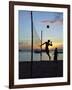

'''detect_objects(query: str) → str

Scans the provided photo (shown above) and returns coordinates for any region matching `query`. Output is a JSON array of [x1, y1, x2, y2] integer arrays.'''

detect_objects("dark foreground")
[[19, 60, 63, 79]]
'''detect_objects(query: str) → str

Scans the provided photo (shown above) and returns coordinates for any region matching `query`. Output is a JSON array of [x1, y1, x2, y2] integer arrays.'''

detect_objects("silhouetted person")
[[54, 48, 58, 61], [40, 40, 52, 60]]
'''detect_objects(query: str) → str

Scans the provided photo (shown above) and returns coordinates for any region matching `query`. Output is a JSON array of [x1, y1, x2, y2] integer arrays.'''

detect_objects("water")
[[19, 51, 63, 61]]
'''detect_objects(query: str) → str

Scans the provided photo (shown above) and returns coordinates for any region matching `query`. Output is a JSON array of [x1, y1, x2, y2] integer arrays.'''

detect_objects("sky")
[[19, 10, 63, 50]]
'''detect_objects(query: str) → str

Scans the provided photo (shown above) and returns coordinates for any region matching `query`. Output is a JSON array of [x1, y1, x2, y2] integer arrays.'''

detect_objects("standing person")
[[40, 40, 52, 60], [54, 48, 58, 61]]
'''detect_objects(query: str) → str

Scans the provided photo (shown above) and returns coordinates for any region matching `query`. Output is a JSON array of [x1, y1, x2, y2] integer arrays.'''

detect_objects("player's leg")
[[46, 52, 51, 60]]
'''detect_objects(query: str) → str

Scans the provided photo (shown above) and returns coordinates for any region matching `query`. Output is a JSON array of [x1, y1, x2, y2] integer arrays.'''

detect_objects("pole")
[[31, 11, 33, 77], [40, 31, 42, 61]]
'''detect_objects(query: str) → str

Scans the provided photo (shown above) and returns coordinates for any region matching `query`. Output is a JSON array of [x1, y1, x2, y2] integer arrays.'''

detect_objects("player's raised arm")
[[40, 42, 46, 46]]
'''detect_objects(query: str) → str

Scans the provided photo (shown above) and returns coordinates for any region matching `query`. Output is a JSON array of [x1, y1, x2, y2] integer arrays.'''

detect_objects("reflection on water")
[[19, 51, 63, 61]]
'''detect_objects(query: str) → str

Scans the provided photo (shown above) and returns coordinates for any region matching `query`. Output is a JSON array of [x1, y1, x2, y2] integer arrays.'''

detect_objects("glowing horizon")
[[19, 41, 63, 50]]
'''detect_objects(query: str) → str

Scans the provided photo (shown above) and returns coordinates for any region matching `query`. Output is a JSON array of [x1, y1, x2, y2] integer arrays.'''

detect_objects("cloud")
[[41, 13, 63, 25], [41, 19, 63, 24]]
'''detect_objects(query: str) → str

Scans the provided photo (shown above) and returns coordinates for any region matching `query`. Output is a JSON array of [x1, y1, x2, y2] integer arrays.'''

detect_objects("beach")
[[19, 60, 63, 79]]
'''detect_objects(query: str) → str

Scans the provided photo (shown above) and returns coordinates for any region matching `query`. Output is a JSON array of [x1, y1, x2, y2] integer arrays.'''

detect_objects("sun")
[[49, 42, 63, 49]]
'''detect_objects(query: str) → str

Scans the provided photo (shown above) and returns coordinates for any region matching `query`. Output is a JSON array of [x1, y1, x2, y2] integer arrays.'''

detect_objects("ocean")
[[19, 51, 63, 61]]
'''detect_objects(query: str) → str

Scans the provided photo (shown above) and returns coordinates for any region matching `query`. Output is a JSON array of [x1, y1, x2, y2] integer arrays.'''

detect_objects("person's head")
[[55, 48, 57, 50], [48, 40, 50, 43]]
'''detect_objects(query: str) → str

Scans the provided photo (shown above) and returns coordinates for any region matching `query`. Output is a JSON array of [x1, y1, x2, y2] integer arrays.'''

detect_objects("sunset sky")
[[19, 10, 63, 50]]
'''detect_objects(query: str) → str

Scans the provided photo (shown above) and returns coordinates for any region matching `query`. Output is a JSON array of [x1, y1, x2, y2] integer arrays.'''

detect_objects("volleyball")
[[47, 25, 50, 28]]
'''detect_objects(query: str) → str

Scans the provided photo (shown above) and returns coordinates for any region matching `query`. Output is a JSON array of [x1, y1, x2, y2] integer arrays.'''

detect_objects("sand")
[[19, 60, 63, 79]]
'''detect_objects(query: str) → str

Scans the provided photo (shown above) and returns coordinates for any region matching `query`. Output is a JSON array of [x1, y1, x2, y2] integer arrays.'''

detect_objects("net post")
[[40, 30, 42, 61], [31, 11, 33, 77]]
